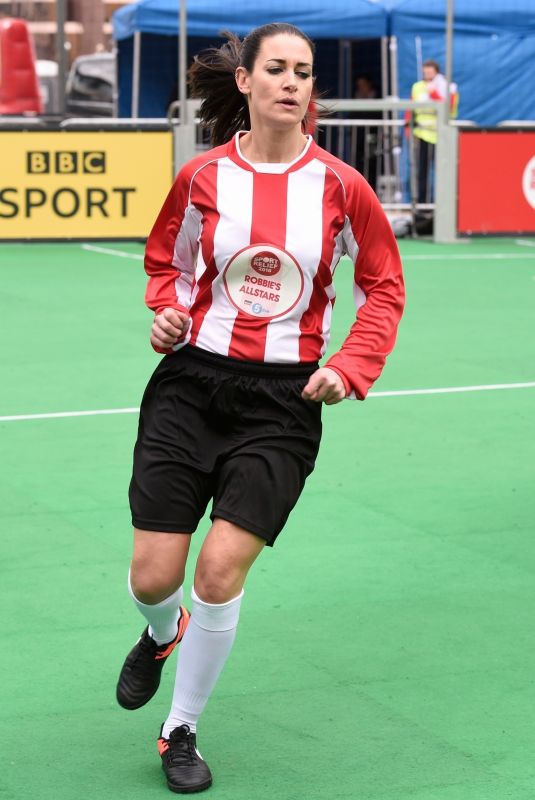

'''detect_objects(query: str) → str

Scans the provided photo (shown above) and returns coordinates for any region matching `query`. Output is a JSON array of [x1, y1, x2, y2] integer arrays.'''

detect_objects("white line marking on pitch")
[[515, 239, 535, 247], [0, 407, 139, 422], [369, 382, 535, 398], [403, 253, 535, 261], [1, 383, 534, 422], [78, 244, 535, 264], [81, 244, 143, 259]]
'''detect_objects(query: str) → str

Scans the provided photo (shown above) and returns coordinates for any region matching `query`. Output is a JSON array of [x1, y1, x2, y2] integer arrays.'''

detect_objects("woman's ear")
[[235, 66, 250, 96]]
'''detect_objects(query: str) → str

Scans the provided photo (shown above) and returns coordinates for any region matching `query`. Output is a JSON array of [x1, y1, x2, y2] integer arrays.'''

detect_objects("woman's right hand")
[[150, 307, 191, 350]]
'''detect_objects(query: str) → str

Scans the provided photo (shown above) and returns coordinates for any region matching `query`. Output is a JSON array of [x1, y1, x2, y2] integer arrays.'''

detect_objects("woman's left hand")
[[301, 368, 346, 405]]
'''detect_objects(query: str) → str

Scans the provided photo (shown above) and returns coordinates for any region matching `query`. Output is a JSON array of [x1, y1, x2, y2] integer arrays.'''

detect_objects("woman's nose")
[[283, 73, 297, 91]]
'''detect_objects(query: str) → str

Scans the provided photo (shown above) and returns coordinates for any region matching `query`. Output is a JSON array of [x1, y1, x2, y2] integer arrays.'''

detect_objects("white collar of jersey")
[[234, 132, 313, 173]]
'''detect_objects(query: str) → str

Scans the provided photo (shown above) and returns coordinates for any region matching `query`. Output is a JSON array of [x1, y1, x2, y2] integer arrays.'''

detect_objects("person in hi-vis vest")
[[410, 59, 458, 203]]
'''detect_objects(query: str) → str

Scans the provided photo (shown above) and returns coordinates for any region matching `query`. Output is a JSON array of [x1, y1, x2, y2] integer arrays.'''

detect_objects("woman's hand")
[[301, 367, 346, 405], [150, 308, 191, 350]]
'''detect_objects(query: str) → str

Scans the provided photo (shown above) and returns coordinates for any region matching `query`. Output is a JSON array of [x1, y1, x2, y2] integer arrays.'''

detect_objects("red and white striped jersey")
[[144, 133, 404, 399]]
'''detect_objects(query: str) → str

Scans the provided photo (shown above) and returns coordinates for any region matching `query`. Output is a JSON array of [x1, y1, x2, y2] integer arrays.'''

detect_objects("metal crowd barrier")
[[317, 117, 407, 205], [0, 116, 172, 131], [1, 98, 458, 242], [167, 97, 458, 240], [318, 99, 454, 238]]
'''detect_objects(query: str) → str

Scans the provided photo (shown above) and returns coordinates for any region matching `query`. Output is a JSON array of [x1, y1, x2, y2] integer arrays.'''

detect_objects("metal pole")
[[132, 30, 141, 117], [389, 36, 402, 201], [433, 0, 457, 242], [56, 0, 67, 116], [381, 36, 398, 200], [380, 36, 388, 98], [379, 38, 390, 197], [389, 36, 398, 99], [415, 36, 423, 80], [444, 0, 454, 120], [434, 102, 458, 242], [112, 41, 119, 118], [409, 116, 419, 237], [179, 0, 187, 124]]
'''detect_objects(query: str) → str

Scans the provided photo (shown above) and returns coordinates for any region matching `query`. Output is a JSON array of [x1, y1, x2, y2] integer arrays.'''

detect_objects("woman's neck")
[[239, 127, 308, 164]]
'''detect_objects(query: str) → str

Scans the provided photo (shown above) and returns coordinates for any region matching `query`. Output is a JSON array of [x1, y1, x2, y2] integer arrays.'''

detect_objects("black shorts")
[[129, 345, 322, 546]]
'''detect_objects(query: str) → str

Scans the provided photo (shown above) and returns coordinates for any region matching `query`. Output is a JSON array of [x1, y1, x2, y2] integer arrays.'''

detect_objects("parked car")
[[65, 52, 115, 117]]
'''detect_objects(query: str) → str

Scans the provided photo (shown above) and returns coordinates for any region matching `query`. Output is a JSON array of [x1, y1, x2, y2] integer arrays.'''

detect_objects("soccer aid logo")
[[223, 244, 304, 319], [522, 156, 535, 210]]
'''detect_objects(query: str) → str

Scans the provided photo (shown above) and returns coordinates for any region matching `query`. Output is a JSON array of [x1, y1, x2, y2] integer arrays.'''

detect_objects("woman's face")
[[236, 33, 314, 130]]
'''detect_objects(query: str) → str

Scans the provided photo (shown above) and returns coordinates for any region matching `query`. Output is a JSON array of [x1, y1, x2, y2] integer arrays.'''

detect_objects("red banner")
[[457, 131, 535, 234]]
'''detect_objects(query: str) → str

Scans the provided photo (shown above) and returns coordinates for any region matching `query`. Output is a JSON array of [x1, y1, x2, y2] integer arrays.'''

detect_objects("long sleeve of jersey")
[[144, 161, 201, 353], [325, 172, 404, 400]]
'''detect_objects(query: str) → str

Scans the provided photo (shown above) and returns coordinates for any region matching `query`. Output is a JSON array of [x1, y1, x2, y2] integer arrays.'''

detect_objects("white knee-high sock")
[[128, 571, 184, 645], [162, 586, 244, 737]]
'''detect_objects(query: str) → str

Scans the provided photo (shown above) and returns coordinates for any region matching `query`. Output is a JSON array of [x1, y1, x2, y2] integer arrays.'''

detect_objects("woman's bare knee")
[[194, 558, 240, 604], [194, 519, 265, 604], [130, 563, 184, 604], [130, 529, 191, 604]]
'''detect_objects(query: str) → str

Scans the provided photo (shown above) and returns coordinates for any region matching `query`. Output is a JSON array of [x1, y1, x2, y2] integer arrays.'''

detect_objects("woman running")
[[116, 22, 404, 794]]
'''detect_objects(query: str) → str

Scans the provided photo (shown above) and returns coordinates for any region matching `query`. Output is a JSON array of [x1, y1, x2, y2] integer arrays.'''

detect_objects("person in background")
[[352, 73, 380, 190], [354, 73, 378, 101], [409, 59, 458, 203], [116, 22, 404, 795]]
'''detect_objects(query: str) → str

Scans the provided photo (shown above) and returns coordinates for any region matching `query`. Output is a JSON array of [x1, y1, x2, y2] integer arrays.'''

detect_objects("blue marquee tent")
[[113, 0, 388, 116], [113, 0, 388, 40], [113, 0, 535, 124], [390, 0, 535, 125]]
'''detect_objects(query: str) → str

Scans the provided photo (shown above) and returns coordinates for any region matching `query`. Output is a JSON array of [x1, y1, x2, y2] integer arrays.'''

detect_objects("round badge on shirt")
[[223, 244, 304, 319]]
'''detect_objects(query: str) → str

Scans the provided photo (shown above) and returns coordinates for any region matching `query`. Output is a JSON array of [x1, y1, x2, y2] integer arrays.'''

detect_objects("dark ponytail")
[[188, 23, 316, 147], [188, 32, 248, 148]]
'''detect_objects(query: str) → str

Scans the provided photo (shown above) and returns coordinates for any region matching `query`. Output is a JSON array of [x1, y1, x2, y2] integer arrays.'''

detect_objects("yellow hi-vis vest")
[[411, 80, 459, 145]]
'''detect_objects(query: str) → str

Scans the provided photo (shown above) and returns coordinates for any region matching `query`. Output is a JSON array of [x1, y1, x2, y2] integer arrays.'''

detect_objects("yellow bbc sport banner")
[[0, 130, 173, 239]]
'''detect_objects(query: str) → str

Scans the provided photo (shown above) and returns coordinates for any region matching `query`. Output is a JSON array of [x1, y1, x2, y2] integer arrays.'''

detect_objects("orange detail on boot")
[[177, 607, 191, 641], [155, 607, 191, 660], [157, 738, 169, 756]]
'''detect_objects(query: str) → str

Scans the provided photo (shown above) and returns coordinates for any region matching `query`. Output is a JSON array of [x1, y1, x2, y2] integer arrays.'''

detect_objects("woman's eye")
[[266, 67, 311, 79]]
